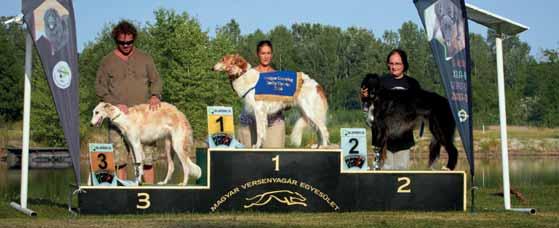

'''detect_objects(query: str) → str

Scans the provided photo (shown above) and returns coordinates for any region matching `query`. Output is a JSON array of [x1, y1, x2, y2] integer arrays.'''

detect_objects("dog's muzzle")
[[91, 116, 104, 127]]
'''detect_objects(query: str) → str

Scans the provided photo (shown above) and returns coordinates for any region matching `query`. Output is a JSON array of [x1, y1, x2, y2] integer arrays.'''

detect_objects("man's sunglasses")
[[116, 40, 134, 46]]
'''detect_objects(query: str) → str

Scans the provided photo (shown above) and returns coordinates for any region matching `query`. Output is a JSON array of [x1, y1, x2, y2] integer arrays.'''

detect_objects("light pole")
[[466, 3, 535, 214]]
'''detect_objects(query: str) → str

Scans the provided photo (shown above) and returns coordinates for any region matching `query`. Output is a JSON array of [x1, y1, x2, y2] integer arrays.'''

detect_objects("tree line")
[[0, 9, 558, 146]]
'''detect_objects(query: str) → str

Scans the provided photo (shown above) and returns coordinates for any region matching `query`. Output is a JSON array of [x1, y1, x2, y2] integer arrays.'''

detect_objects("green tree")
[[0, 19, 25, 122], [145, 9, 240, 139], [216, 19, 241, 48], [268, 25, 297, 71], [398, 21, 441, 93], [526, 48, 559, 126], [237, 29, 266, 66], [486, 31, 534, 125], [469, 33, 498, 126]]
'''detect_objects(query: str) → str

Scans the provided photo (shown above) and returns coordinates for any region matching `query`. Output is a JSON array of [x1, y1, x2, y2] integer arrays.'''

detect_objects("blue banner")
[[255, 71, 302, 102], [414, 0, 474, 175]]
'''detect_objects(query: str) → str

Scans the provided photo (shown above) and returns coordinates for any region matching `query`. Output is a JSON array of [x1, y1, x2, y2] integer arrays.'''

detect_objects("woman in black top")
[[360, 49, 421, 169]]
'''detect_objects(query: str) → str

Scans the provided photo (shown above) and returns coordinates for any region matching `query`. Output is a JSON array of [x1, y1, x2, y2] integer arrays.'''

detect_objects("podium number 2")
[[137, 193, 151, 209], [272, 155, 279, 171], [348, 138, 359, 154], [216, 116, 224, 132], [397, 177, 411, 193]]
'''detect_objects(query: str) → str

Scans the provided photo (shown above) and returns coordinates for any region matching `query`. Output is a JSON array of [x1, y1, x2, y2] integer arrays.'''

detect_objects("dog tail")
[[187, 157, 202, 180], [290, 117, 308, 146]]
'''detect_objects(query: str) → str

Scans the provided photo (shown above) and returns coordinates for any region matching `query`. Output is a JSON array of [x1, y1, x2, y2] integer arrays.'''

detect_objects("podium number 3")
[[397, 177, 411, 193], [137, 193, 151, 209], [97, 153, 107, 169]]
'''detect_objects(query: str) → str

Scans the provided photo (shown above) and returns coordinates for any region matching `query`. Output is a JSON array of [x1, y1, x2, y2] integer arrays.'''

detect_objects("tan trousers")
[[237, 119, 285, 148], [109, 124, 157, 166]]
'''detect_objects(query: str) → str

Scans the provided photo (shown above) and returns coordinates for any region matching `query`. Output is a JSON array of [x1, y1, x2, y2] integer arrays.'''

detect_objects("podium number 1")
[[272, 155, 279, 171], [216, 116, 224, 132]]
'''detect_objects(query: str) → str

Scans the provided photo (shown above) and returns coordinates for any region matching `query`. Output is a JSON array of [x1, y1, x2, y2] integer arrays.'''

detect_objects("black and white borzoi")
[[361, 73, 458, 170]]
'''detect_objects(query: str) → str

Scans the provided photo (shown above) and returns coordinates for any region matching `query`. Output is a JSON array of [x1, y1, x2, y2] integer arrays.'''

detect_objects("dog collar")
[[111, 113, 122, 121], [241, 87, 255, 98]]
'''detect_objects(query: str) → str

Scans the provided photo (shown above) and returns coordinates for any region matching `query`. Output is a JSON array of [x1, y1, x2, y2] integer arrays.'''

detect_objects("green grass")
[[0, 184, 557, 227]]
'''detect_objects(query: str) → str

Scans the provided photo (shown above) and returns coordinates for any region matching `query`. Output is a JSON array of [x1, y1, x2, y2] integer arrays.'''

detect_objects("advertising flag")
[[414, 0, 474, 174], [22, 0, 81, 184]]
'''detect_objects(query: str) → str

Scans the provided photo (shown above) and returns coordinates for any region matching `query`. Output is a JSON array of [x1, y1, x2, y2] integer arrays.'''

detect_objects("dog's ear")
[[361, 73, 378, 88], [102, 103, 115, 115], [234, 55, 247, 71]]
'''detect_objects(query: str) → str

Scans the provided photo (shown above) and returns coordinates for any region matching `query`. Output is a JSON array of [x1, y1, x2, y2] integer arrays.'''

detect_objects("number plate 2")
[[340, 128, 368, 170]]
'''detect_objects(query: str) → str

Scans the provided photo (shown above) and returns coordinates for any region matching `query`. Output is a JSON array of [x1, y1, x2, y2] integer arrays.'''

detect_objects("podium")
[[78, 149, 466, 214]]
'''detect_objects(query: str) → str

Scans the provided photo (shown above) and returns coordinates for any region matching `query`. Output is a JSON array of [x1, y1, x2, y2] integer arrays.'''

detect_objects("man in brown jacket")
[[96, 21, 162, 184]]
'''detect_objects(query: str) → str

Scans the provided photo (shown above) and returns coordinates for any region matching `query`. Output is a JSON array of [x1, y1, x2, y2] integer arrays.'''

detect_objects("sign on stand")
[[88, 143, 117, 186], [207, 106, 236, 148], [340, 128, 368, 171]]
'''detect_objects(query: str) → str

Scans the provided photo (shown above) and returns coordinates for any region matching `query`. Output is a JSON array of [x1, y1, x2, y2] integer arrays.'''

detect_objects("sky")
[[1, 0, 557, 58]]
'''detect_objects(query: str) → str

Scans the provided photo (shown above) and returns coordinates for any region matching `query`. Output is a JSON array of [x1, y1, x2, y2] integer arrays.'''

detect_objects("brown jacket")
[[95, 49, 162, 106]]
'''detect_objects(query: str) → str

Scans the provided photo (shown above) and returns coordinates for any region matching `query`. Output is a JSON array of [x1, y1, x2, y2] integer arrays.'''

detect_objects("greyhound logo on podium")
[[340, 128, 368, 171]]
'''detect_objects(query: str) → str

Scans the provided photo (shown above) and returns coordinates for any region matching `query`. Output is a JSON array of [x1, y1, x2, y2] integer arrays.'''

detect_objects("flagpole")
[[470, 175, 474, 212], [8, 16, 37, 216]]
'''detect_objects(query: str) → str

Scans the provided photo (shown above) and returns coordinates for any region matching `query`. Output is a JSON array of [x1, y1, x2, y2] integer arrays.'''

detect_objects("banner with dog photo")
[[414, 0, 474, 174], [22, 0, 81, 184]]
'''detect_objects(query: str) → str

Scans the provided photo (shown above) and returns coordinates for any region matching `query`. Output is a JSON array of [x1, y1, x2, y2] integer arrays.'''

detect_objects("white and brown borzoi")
[[212, 54, 330, 148], [361, 73, 459, 170], [90, 102, 202, 185]]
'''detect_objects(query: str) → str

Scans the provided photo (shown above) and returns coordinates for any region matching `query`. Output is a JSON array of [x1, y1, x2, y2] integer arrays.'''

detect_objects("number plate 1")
[[340, 128, 368, 171], [207, 106, 235, 148], [88, 143, 117, 186]]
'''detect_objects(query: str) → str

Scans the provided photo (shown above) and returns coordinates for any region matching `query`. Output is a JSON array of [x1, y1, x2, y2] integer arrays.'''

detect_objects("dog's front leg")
[[371, 118, 387, 170], [253, 109, 267, 148]]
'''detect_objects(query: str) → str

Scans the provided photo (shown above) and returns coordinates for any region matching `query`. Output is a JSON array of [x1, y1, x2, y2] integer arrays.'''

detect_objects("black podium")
[[78, 149, 466, 214]]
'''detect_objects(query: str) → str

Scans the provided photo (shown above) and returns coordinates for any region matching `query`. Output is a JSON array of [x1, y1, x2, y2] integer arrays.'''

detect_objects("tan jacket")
[[95, 49, 162, 106]]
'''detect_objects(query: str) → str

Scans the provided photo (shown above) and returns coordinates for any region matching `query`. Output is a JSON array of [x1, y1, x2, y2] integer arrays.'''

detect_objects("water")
[[1, 156, 557, 203]]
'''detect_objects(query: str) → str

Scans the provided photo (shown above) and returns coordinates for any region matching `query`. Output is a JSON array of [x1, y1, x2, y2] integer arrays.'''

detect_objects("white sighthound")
[[213, 54, 331, 148], [90, 102, 201, 185]]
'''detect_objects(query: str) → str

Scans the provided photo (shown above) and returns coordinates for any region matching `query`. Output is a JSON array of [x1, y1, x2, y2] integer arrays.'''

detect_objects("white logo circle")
[[458, 109, 469, 122], [52, 61, 72, 89]]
